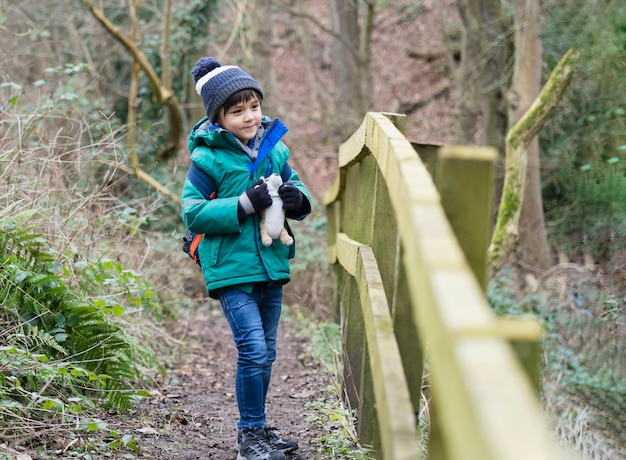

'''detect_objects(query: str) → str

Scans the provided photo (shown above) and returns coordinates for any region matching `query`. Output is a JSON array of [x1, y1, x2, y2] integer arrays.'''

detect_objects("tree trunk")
[[247, 0, 278, 118], [453, 0, 512, 148], [453, 0, 482, 144], [508, 0, 552, 271], [330, 0, 364, 137], [359, 1, 375, 112], [453, 0, 553, 274]]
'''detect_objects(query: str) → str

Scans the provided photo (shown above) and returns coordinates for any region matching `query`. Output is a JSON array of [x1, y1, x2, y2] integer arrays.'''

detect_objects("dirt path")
[[108, 303, 334, 459]]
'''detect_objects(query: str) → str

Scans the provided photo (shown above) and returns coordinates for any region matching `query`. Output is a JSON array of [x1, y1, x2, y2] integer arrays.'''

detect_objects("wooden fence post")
[[435, 146, 497, 289]]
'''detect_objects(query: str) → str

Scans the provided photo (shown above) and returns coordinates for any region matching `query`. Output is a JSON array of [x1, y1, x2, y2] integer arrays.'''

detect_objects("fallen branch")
[[406, 46, 460, 63], [396, 79, 450, 114], [100, 160, 181, 206], [487, 48, 580, 279]]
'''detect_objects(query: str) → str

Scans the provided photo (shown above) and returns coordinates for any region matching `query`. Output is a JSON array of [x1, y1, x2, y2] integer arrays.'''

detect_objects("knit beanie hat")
[[191, 57, 264, 123]]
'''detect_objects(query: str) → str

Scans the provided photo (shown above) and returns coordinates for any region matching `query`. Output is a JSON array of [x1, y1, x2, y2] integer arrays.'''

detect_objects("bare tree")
[[82, 0, 184, 162], [247, 0, 278, 117], [82, 0, 182, 203], [508, 0, 551, 272], [452, 0, 561, 277], [329, 0, 375, 137], [453, 0, 513, 147]]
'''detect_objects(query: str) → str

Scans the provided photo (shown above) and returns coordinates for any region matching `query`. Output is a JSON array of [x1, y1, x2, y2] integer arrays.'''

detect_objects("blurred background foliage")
[[541, 0, 626, 262]]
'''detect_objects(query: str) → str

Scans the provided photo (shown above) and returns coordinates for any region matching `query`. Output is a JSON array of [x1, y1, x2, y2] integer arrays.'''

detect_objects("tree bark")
[[509, 0, 552, 272], [453, 0, 482, 144], [330, 0, 365, 137], [453, 0, 512, 147], [128, 0, 140, 170], [247, 0, 278, 118], [360, 1, 375, 113]]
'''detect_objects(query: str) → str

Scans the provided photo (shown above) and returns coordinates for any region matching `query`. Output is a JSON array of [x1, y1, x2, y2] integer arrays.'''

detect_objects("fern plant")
[[0, 220, 159, 414]]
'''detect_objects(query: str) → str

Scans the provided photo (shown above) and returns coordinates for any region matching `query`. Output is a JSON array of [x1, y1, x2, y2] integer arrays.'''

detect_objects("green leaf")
[[42, 399, 56, 410], [54, 333, 68, 342], [0, 400, 24, 408], [68, 404, 83, 414], [79, 418, 107, 431], [55, 312, 65, 325]]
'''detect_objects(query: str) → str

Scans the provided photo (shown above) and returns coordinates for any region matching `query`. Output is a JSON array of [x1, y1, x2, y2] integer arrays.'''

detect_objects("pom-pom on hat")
[[191, 57, 264, 123]]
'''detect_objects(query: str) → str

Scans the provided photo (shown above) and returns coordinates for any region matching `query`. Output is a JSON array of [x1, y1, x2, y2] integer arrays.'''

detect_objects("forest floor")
[[102, 302, 339, 460]]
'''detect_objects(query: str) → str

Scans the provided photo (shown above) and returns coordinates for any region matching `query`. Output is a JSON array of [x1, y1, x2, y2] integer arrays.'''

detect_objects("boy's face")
[[216, 95, 263, 144]]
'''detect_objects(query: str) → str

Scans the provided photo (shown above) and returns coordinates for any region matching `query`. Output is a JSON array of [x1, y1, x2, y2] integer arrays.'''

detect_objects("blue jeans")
[[217, 284, 283, 431]]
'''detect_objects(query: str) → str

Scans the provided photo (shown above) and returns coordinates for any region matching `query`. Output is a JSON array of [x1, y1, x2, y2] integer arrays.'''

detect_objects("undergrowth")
[[488, 266, 626, 459], [0, 99, 170, 456], [0, 218, 162, 454], [285, 305, 374, 459]]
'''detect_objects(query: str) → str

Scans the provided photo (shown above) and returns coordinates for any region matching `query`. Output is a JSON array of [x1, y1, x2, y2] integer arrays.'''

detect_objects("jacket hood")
[[187, 116, 287, 157]]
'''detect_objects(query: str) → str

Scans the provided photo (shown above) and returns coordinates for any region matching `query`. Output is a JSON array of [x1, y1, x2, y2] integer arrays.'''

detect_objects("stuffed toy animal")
[[260, 174, 294, 247]]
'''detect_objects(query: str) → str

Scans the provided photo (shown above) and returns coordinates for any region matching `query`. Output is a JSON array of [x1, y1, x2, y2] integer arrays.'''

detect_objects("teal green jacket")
[[181, 116, 311, 298]]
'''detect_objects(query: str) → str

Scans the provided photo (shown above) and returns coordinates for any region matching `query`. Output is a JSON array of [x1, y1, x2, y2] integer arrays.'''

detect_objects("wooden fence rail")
[[323, 113, 574, 460]]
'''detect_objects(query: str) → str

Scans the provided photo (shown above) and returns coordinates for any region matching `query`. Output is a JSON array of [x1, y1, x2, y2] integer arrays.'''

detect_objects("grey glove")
[[239, 179, 272, 215]]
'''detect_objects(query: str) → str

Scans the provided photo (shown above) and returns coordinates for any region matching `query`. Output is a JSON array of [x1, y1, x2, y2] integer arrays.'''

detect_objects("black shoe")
[[236, 427, 298, 455], [237, 428, 286, 460], [264, 426, 298, 454]]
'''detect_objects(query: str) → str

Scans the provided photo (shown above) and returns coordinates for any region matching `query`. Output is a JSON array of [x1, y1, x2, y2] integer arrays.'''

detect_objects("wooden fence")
[[323, 113, 575, 460]]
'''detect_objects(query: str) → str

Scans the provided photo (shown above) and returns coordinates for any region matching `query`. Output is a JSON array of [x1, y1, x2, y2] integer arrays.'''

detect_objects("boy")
[[181, 57, 311, 460]]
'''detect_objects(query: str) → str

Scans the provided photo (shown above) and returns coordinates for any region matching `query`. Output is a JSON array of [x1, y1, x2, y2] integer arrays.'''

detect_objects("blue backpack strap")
[[280, 162, 293, 183], [263, 158, 293, 183], [183, 162, 216, 267], [187, 161, 216, 200]]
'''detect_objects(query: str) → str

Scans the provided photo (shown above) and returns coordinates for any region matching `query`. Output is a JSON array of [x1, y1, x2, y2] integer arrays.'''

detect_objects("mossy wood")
[[435, 146, 496, 289], [324, 112, 574, 459], [336, 233, 421, 459], [487, 48, 580, 277]]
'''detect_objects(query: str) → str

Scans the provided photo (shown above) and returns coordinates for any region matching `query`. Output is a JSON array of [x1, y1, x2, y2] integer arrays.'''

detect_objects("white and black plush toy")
[[260, 174, 294, 247]]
